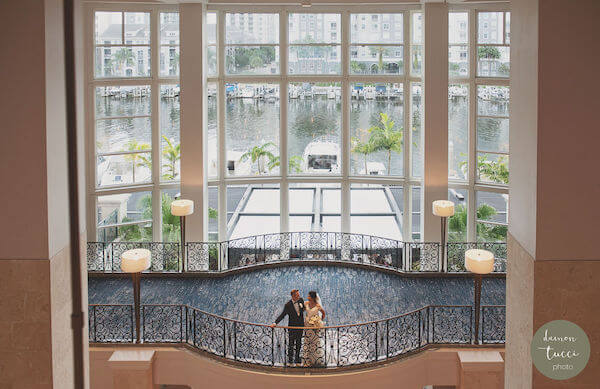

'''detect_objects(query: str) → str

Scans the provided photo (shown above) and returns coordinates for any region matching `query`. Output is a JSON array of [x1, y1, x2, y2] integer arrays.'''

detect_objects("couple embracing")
[[270, 289, 326, 367]]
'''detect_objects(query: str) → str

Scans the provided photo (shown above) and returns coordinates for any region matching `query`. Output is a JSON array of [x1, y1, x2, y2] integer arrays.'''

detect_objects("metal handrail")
[[89, 303, 506, 368], [86, 232, 506, 274]]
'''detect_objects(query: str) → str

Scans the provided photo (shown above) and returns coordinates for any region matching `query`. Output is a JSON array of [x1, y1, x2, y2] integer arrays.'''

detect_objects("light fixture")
[[121, 248, 151, 343], [432, 200, 455, 271], [465, 248, 494, 344], [301, 1, 311, 8], [171, 199, 194, 272]]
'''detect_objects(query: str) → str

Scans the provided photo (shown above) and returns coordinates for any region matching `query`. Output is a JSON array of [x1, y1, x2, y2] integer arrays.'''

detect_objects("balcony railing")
[[88, 303, 506, 368], [87, 232, 506, 274]]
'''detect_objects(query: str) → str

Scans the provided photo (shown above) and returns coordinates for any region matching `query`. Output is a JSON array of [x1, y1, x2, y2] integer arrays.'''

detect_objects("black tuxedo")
[[275, 298, 305, 363]]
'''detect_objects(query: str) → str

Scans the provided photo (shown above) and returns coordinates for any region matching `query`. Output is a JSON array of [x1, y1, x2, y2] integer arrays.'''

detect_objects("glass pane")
[[227, 184, 280, 239], [160, 12, 179, 45], [351, 185, 397, 213], [322, 188, 340, 214], [162, 189, 181, 242], [96, 191, 152, 242], [226, 13, 279, 44], [448, 84, 469, 180], [412, 186, 421, 240], [350, 83, 404, 176], [95, 11, 122, 44], [95, 86, 151, 118], [477, 86, 509, 116], [288, 82, 342, 175], [448, 189, 468, 242], [410, 45, 422, 76], [411, 12, 423, 44], [505, 12, 511, 44], [207, 46, 217, 76], [478, 12, 504, 44], [411, 83, 423, 177], [290, 216, 313, 232], [449, 12, 468, 44], [207, 12, 217, 45], [477, 118, 509, 153], [289, 13, 341, 44], [207, 82, 218, 178], [96, 153, 151, 187], [160, 85, 180, 181], [96, 117, 151, 153], [476, 191, 508, 242], [476, 153, 509, 184], [350, 46, 403, 75], [477, 46, 510, 77], [449, 45, 468, 78], [160, 46, 179, 77], [350, 13, 403, 43], [225, 83, 280, 176], [288, 46, 340, 75], [124, 12, 150, 45], [208, 187, 218, 241], [321, 216, 341, 232], [226, 46, 279, 75], [289, 186, 315, 213], [95, 46, 151, 78], [351, 216, 402, 240]]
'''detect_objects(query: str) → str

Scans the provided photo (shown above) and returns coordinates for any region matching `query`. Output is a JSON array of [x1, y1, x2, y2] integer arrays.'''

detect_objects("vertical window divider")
[[217, 10, 227, 243], [402, 11, 412, 242], [280, 10, 289, 234], [467, 8, 478, 242], [151, 9, 162, 242], [340, 10, 351, 234]]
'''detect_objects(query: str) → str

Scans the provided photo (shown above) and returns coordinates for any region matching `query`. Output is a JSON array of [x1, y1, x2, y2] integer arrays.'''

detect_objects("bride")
[[302, 291, 326, 367]]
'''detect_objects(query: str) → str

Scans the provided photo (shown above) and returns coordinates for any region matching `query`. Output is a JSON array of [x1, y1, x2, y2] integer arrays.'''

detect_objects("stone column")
[[507, 0, 600, 387], [458, 351, 504, 389], [108, 350, 155, 389], [0, 0, 89, 387], [422, 2, 449, 243]]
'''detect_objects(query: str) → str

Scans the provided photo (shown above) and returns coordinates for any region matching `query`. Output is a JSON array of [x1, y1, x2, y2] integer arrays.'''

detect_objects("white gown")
[[302, 304, 325, 367]]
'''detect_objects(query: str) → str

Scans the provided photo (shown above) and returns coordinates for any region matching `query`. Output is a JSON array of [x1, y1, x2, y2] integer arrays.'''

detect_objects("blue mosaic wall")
[[89, 266, 505, 325]]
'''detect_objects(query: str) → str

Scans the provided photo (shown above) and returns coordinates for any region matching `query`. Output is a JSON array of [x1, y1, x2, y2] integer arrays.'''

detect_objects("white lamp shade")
[[432, 200, 455, 217], [465, 249, 494, 274], [121, 249, 151, 273], [171, 199, 194, 216]]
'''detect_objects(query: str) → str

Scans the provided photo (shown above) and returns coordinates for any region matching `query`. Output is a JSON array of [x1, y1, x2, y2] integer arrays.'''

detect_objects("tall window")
[[447, 9, 509, 243], [92, 9, 180, 243]]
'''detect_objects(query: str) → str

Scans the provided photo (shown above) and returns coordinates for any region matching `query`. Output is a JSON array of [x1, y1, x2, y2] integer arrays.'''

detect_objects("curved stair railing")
[[87, 232, 506, 274], [89, 303, 506, 368]]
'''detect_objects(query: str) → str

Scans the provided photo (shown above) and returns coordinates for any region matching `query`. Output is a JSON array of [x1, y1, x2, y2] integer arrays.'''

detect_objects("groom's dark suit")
[[275, 298, 305, 364]]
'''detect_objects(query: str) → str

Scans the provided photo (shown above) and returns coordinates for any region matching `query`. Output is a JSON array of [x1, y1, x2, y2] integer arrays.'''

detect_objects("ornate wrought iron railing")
[[89, 303, 505, 368], [87, 232, 506, 274]]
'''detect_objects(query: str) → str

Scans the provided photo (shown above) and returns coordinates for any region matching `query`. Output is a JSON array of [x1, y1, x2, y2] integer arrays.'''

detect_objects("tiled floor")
[[88, 266, 505, 325]]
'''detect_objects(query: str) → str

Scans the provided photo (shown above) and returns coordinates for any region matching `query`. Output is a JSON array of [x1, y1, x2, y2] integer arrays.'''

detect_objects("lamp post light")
[[432, 200, 455, 272], [171, 199, 194, 272], [465, 248, 494, 344], [121, 248, 151, 343]]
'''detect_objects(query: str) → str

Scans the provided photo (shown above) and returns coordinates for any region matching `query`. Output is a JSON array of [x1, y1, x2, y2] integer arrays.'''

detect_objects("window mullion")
[[340, 10, 351, 234], [217, 10, 227, 242], [280, 10, 289, 233], [467, 8, 478, 242], [151, 9, 162, 242]]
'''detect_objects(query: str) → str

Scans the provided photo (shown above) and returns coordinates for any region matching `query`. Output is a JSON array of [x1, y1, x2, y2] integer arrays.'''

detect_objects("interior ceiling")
[[92, 0, 508, 4]]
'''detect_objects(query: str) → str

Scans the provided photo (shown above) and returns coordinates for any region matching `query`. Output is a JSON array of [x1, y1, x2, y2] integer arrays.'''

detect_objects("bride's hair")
[[308, 291, 317, 300]]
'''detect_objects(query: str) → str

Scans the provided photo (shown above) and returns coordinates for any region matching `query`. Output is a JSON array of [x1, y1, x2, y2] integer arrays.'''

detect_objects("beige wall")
[[90, 347, 506, 389], [507, 0, 600, 387], [0, 0, 89, 387]]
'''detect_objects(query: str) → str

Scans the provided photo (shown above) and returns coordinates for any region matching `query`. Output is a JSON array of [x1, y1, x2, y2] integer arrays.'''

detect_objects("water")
[[95, 91, 507, 178]]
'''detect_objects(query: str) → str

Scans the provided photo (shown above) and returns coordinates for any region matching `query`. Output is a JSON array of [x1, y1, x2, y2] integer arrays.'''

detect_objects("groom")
[[271, 289, 305, 365]]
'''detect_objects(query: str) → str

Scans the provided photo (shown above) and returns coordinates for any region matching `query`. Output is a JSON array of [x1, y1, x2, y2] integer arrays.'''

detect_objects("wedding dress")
[[302, 302, 326, 367]]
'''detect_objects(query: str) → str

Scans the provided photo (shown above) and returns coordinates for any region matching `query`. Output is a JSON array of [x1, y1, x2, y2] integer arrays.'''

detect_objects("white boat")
[[364, 86, 375, 100], [327, 88, 335, 99], [240, 88, 255, 99], [302, 136, 340, 174], [359, 162, 386, 175]]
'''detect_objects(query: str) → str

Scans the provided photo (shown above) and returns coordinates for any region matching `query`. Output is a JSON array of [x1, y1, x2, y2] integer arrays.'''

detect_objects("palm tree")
[[161, 135, 180, 180], [123, 141, 151, 182], [267, 155, 303, 173], [111, 48, 135, 76], [351, 131, 377, 174], [369, 113, 403, 174], [368, 46, 391, 74], [239, 142, 277, 175]]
